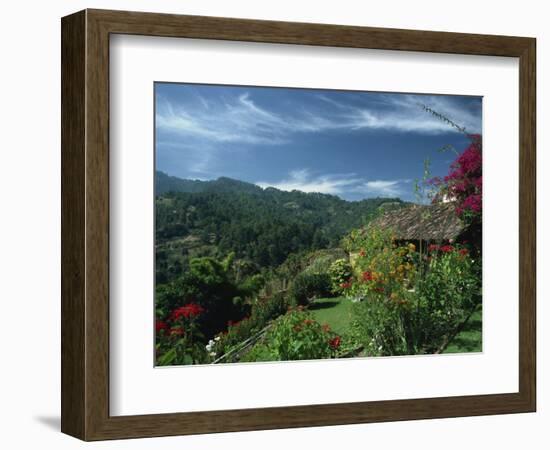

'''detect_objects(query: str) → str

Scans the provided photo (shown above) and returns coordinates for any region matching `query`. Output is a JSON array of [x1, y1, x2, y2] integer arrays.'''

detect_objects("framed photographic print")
[[61, 9, 536, 441]]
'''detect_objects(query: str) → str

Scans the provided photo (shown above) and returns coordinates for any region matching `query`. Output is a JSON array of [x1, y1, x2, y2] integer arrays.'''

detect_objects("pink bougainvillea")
[[431, 135, 482, 222]]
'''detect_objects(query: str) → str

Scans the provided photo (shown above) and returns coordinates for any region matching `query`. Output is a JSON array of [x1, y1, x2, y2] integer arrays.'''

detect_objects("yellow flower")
[[408, 243, 416, 252]]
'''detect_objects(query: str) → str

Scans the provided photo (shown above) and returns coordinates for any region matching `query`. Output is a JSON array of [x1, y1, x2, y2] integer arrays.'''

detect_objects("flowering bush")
[[412, 243, 480, 352], [328, 258, 353, 295], [155, 255, 248, 339], [349, 238, 479, 356], [342, 227, 418, 304], [155, 302, 209, 365], [170, 303, 204, 321], [430, 136, 482, 224], [244, 310, 341, 362]]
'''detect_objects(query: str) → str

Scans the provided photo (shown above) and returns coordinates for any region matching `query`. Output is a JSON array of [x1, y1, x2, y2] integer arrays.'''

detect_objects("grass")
[[310, 296, 482, 355], [309, 296, 482, 354], [443, 307, 482, 354], [309, 296, 353, 335]]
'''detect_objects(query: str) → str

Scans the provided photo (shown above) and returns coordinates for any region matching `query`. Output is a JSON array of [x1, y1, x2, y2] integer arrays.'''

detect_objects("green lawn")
[[309, 296, 353, 335], [309, 296, 482, 354], [443, 307, 482, 354]]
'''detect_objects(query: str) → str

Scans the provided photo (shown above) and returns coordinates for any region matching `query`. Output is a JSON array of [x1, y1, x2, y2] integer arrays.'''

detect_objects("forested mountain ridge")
[[156, 171, 264, 196], [155, 171, 407, 283]]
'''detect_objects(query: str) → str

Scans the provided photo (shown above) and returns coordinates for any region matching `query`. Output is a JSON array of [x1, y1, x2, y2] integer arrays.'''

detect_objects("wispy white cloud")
[[256, 169, 410, 198], [366, 94, 482, 134], [256, 169, 361, 195], [321, 93, 481, 134], [156, 90, 481, 146], [359, 179, 411, 197]]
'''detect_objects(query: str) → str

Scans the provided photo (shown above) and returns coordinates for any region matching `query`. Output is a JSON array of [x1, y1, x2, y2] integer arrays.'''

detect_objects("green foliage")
[[349, 297, 409, 356], [328, 259, 353, 294], [301, 248, 348, 275], [155, 255, 248, 338], [154, 170, 482, 363], [213, 292, 289, 359], [289, 272, 332, 306], [240, 343, 278, 362], [155, 305, 209, 366], [238, 273, 265, 297], [412, 246, 480, 352], [246, 310, 339, 361], [155, 171, 405, 284], [343, 227, 418, 303], [346, 231, 480, 356]]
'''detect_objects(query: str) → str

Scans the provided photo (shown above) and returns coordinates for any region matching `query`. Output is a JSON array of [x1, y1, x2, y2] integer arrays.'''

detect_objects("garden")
[[155, 132, 483, 366]]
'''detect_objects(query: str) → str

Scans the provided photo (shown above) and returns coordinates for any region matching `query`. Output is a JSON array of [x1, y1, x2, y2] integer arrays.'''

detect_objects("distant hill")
[[155, 171, 408, 283], [156, 171, 263, 196]]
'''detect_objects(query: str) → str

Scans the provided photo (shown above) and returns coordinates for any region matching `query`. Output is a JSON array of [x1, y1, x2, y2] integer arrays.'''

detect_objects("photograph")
[[153, 83, 483, 366]]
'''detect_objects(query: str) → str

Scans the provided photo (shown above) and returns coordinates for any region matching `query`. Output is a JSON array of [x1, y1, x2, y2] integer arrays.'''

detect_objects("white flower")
[[209, 352, 216, 357], [214, 336, 221, 342]]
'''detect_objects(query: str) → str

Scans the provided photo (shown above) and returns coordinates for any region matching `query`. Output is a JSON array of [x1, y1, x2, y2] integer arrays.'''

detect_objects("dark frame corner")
[[61, 9, 536, 441]]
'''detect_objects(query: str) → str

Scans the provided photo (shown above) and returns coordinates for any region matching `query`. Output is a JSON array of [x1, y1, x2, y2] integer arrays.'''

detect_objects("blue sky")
[[155, 83, 481, 202]]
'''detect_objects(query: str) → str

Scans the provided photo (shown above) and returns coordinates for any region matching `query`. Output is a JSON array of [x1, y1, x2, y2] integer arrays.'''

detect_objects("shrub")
[[289, 272, 332, 306], [155, 255, 249, 338], [341, 227, 419, 355], [328, 258, 353, 294], [240, 343, 278, 362], [349, 242, 480, 356], [155, 302, 209, 365], [342, 227, 418, 304], [411, 244, 480, 352], [246, 310, 340, 361], [213, 292, 289, 359], [302, 248, 348, 275], [349, 297, 409, 356], [428, 136, 482, 228]]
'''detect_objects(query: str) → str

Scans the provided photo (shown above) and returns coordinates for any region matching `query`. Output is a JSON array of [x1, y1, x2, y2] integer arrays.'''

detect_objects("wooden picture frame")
[[61, 9, 536, 441]]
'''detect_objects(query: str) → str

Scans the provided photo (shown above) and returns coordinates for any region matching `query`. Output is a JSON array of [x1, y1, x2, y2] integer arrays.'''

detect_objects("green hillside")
[[155, 171, 406, 284]]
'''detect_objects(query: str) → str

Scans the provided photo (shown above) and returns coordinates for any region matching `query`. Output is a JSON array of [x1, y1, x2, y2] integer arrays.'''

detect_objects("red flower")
[[322, 324, 331, 332], [440, 245, 454, 253], [374, 287, 384, 293], [362, 271, 373, 282], [459, 248, 469, 256], [155, 320, 169, 333], [169, 326, 185, 336], [171, 303, 205, 321], [428, 244, 439, 252], [359, 249, 366, 257], [329, 336, 341, 349], [340, 281, 352, 289]]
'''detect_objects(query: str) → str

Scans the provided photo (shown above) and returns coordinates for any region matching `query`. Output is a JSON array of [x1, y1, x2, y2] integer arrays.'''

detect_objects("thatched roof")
[[369, 203, 465, 241]]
